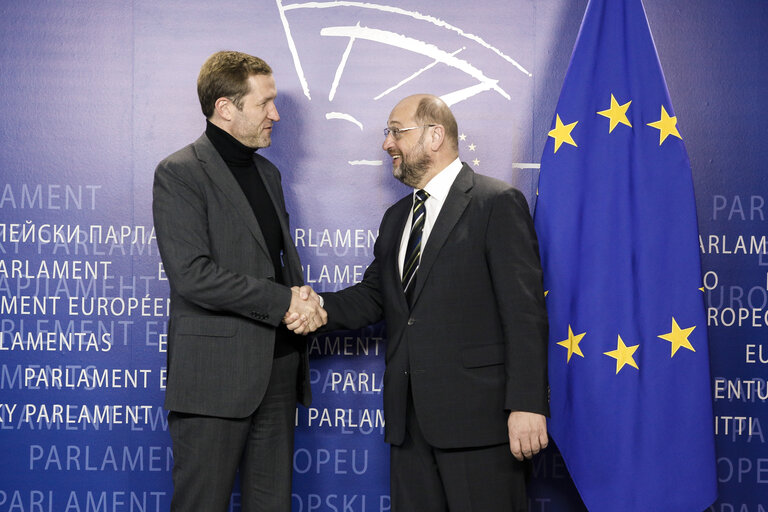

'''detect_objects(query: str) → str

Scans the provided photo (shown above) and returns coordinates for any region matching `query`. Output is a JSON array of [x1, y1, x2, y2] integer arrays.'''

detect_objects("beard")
[[235, 126, 271, 149], [230, 110, 273, 149], [393, 137, 431, 188]]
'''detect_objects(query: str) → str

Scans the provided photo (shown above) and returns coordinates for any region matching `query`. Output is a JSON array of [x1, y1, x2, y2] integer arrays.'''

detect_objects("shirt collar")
[[418, 158, 462, 203]]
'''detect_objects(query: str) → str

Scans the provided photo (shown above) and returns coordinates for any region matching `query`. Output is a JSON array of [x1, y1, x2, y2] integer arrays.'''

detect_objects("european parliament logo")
[[272, 0, 537, 175]]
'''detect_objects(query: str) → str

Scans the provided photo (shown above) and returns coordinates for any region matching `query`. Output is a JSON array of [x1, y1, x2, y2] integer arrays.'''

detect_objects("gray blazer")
[[153, 133, 311, 418]]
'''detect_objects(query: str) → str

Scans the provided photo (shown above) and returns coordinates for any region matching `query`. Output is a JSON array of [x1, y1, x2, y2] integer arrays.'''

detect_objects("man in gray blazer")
[[152, 51, 325, 512], [305, 94, 549, 511]]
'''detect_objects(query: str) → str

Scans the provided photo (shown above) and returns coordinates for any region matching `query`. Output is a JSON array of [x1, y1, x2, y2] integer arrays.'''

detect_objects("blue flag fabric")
[[533, 0, 718, 510]]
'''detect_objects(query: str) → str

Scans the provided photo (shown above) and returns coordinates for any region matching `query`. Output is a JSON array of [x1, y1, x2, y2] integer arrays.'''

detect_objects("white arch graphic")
[[276, 0, 531, 104]]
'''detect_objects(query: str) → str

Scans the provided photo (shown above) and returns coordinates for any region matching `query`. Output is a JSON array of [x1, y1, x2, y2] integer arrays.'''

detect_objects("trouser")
[[168, 351, 299, 512], [390, 389, 529, 512]]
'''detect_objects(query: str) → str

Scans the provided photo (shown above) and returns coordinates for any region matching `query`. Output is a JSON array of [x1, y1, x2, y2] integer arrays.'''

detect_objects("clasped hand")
[[283, 285, 327, 335]]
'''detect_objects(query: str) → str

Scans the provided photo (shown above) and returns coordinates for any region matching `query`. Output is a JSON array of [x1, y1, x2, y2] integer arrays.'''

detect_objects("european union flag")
[[533, 0, 718, 510]]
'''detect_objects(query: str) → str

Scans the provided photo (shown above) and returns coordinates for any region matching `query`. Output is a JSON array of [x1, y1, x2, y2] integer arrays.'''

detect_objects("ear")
[[214, 97, 234, 122], [429, 124, 445, 152]]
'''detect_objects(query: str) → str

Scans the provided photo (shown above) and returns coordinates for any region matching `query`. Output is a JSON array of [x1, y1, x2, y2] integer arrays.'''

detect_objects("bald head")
[[402, 94, 459, 155]]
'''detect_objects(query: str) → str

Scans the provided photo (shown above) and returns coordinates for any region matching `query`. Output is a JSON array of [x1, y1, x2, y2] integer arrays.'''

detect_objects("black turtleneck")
[[206, 121, 299, 357], [205, 121, 285, 283]]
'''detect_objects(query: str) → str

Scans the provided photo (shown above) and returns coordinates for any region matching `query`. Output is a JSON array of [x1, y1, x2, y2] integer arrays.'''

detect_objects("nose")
[[269, 103, 280, 122], [382, 132, 395, 152]]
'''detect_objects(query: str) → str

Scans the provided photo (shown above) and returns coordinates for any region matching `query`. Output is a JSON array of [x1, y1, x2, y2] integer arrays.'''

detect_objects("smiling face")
[[382, 97, 433, 188], [228, 73, 280, 149]]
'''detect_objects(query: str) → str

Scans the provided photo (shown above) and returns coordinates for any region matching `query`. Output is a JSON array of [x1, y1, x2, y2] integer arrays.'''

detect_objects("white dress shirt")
[[398, 158, 463, 276]]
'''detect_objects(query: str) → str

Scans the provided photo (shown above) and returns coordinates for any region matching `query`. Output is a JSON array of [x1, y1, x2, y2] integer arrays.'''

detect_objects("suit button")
[[407, 318, 415, 326]]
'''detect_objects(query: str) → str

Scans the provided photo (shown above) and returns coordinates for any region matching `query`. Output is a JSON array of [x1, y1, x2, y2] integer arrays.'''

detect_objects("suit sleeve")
[[152, 159, 291, 326], [486, 187, 550, 416], [320, 212, 392, 331]]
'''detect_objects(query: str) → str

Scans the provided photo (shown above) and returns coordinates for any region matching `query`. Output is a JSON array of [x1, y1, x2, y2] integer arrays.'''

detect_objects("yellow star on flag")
[[647, 105, 681, 145], [548, 114, 578, 153], [658, 317, 696, 357], [597, 94, 632, 133], [604, 335, 639, 374], [557, 325, 586, 363]]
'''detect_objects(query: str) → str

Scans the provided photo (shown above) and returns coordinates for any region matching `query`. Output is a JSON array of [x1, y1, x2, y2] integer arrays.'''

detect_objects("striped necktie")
[[402, 189, 429, 305]]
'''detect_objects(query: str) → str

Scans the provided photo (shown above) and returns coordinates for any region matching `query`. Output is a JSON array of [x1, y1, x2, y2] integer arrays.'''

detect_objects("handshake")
[[282, 285, 327, 335]]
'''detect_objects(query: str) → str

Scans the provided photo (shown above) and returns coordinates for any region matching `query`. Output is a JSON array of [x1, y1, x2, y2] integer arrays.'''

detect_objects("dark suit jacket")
[[153, 133, 311, 418], [323, 164, 548, 449]]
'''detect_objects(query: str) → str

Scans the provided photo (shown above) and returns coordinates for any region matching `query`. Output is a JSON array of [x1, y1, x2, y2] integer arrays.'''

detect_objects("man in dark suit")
[[152, 51, 325, 512], [316, 94, 549, 511]]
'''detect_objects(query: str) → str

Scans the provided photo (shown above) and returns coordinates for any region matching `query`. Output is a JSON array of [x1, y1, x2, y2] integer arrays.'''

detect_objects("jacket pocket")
[[175, 315, 237, 337], [460, 343, 505, 368]]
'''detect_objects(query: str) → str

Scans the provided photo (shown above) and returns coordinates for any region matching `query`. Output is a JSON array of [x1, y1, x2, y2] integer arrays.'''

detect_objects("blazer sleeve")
[[321, 258, 384, 331], [152, 157, 291, 326], [486, 187, 550, 416], [320, 208, 395, 331]]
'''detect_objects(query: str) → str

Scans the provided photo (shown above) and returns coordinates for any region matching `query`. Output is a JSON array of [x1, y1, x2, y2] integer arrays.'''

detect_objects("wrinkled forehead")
[[387, 98, 419, 127]]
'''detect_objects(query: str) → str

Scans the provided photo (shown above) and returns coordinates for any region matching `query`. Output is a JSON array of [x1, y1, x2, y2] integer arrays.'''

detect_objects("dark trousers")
[[168, 351, 299, 512], [390, 390, 529, 512]]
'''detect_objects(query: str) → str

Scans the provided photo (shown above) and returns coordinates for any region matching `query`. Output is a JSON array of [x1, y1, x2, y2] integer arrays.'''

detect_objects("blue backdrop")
[[0, 1, 765, 510]]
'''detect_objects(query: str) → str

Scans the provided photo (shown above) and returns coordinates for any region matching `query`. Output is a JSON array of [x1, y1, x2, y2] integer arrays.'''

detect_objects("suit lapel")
[[410, 164, 474, 306], [192, 134, 271, 261], [258, 159, 303, 285]]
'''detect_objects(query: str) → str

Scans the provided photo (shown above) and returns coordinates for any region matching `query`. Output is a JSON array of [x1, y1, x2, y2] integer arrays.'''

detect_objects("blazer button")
[[407, 318, 415, 326]]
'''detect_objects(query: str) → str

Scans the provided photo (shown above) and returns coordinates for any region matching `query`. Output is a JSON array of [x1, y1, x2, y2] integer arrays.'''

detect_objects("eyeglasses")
[[383, 124, 436, 140]]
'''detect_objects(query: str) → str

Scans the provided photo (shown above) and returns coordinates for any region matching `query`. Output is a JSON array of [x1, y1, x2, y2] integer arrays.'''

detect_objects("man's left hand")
[[507, 411, 548, 461]]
